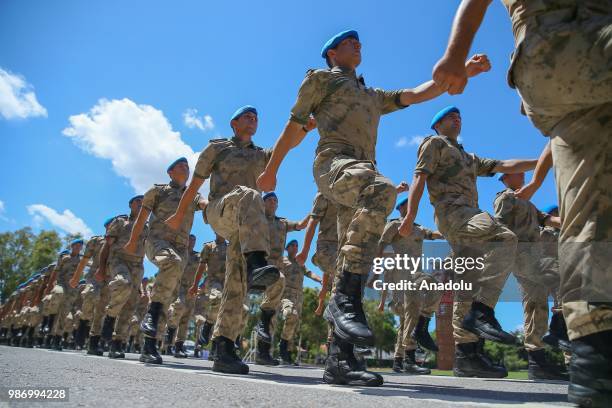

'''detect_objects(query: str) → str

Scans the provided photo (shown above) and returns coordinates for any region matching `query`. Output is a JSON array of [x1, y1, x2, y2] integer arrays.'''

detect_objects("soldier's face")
[[503, 173, 525, 190], [71, 243, 83, 255], [168, 162, 190, 185], [287, 243, 298, 257], [329, 37, 361, 69], [129, 198, 142, 215], [437, 112, 462, 136], [264, 196, 278, 215], [189, 235, 196, 250], [232, 112, 258, 138]]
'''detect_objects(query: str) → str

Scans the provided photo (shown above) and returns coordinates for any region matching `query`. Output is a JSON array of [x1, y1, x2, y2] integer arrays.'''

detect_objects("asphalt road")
[[0, 345, 571, 408]]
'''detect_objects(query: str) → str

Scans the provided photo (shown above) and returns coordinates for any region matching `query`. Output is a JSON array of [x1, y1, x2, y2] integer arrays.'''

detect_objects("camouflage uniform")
[[78, 236, 110, 336], [128, 292, 148, 346], [494, 188, 552, 351], [415, 135, 517, 344], [309, 193, 338, 294], [290, 66, 405, 281], [199, 240, 227, 325], [167, 249, 201, 343], [193, 137, 271, 341], [278, 256, 317, 342], [502, 0, 612, 340], [539, 226, 561, 311], [46, 252, 82, 336], [379, 220, 443, 356], [260, 216, 300, 314], [105, 214, 148, 341]]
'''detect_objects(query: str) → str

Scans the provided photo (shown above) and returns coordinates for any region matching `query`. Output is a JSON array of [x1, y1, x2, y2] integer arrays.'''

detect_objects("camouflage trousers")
[[24, 306, 42, 329], [312, 241, 337, 294], [314, 147, 396, 278], [260, 257, 286, 313], [279, 290, 303, 342], [45, 285, 79, 336], [105, 257, 144, 341], [167, 289, 196, 342], [146, 239, 188, 308], [443, 209, 517, 344], [511, 3, 612, 340], [204, 281, 223, 324], [80, 283, 110, 336], [205, 186, 270, 341]]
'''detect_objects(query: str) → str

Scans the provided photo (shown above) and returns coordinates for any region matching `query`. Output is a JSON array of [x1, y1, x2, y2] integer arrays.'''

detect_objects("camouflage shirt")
[[281, 256, 314, 296], [290, 66, 407, 161], [415, 135, 498, 232], [379, 218, 436, 258], [493, 188, 549, 242], [179, 250, 201, 292], [267, 215, 300, 265], [53, 252, 81, 289], [107, 214, 148, 262], [310, 193, 338, 245], [142, 181, 201, 247], [200, 240, 227, 285], [82, 235, 105, 283], [193, 137, 271, 201]]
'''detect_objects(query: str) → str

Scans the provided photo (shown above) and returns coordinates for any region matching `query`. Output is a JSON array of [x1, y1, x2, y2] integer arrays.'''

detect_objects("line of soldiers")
[[1, 2, 610, 405]]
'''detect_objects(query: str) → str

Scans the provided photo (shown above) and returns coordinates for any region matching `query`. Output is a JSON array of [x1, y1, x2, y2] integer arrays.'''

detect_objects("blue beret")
[[286, 239, 298, 248], [262, 191, 277, 201], [103, 216, 115, 228], [321, 29, 359, 58], [431, 106, 460, 131], [60, 249, 70, 255], [70, 239, 84, 246], [167, 157, 188, 172], [79, 279, 86, 285], [541, 205, 559, 214], [395, 197, 408, 211], [129, 194, 144, 205], [230, 105, 257, 121]]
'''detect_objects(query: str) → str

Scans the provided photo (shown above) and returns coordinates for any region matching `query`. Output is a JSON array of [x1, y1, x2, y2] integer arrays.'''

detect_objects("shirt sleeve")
[[289, 70, 326, 125], [285, 220, 300, 232], [493, 192, 516, 227], [193, 142, 219, 180], [379, 221, 399, 246], [141, 186, 159, 211], [375, 88, 409, 115], [414, 137, 442, 175], [83, 239, 97, 259], [310, 193, 327, 221], [420, 226, 436, 240], [106, 218, 122, 239], [475, 154, 499, 177]]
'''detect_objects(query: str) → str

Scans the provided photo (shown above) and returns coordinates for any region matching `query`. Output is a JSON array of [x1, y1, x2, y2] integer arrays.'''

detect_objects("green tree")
[[0, 228, 35, 302], [296, 287, 329, 358], [364, 299, 397, 359], [62, 233, 83, 248], [28, 230, 62, 272]]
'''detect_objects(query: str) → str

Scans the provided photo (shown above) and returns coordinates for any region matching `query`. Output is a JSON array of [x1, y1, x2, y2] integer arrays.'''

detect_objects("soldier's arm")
[[432, 0, 493, 94], [493, 193, 515, 226], [189, 261, 207, 297], [123, 207, 150, 254], [70, 255, 91, 288], [44, 264, 60, 294], [96, 238, 113, 281], [399, 173, 428, 237], [306, 269, 322, 284], [296, 217, 318, 266], [166, 177, 206, 231], [492, 159, 537, 174], [515, 142, 553, 200], [544, 216, 561, 229]]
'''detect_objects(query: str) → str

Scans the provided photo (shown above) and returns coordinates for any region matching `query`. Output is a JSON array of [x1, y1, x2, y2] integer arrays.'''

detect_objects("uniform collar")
[[331, 66, 365, 84], [441, 135, 463, 149], [169, 180, 185, 189], [231, 136, 254, 148]]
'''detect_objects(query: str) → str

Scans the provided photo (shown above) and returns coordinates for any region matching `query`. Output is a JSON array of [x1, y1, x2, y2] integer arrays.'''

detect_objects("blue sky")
[[0, 0, 557, 332]]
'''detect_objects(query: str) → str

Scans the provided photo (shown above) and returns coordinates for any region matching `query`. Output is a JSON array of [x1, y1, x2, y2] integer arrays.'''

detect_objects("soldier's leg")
[[110, 283, 138, 359], [199, 285, 220, 347], [103, 261, 133, 344], [256, 272, 285, 344], [90, 284, 110, 337], [407, 272, 442, 352], [176, 297, 195, 343]]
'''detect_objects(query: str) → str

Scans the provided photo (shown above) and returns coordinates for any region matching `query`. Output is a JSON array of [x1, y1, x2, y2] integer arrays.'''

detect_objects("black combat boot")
[[43, 315, 55, 336], [39, 316, 48, 338], [75, 319, 90, 349], [542, 312, 571, 353], [279, 339, 293, 365], [453, 342, 507, 378], [109, 339, 125, 359], [174, 341, 188, 358], [392, 357, 403, 373], [139, 336, 163, 364], [52, 334, 63, 351], [164, 327, 176, 355], [199, 322, 213, 346], [140, 302, 162, 338], [324, 271, 374, 347], [255, 340, 279, 366], [411, 316, 438, 352], [194, 346, 201, 358], [87, 335, 104, 356], [244, 251, 280, 293], [323, 338, 383, 386], [43, 334, 53, 349], [126, 336, 134, 353], [476, 338, 508, 375], [255, 309, 275, 344], [101, 316, 116, 343], [568, 330, 612, 408], [211, 336, 249, 374], [462, 302, 516, 344], [18, 326, 28, 347], [527, 349, 568, 381], [25, 327, 35, 348], [403, 349, 431, 375]]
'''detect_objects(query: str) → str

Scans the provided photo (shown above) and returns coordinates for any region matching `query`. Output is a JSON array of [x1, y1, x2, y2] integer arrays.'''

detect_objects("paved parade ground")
[[0, 346, 571, 408]]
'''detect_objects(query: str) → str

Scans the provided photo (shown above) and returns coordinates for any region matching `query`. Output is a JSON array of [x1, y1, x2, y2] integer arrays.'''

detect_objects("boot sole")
[[462, 324, 516, 345], [249, 268, 280, 291], [323, 305, 374, 347], [568, 383, 612, 408], [323, 372, 384, 387], [139, 356, 163, 364], [453, 368, 507, 378], [212, 362, 249, 375]]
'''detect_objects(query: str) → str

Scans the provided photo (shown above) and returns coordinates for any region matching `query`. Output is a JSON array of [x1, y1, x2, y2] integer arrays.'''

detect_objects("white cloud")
[[27, 204, 93, 237], [63, 98, 203, 193], [183, 108, 214, 132], [0, 67, 47, 120], [396, 135, 425, 148], [0, 200, 4, 213]]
